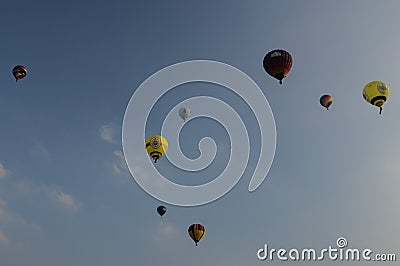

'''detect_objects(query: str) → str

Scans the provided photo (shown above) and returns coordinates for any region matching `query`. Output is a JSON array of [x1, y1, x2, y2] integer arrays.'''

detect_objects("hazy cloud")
[[0, 231, 9, 245], [0, 162, 11, 179], [50, 190, 81, 210], [0, 198, 40, 232], [151, 223, 178, 243], [15, 180, 35, 195], [112, 150, 128, 175], [29, 144, 50, 158], [15, 181, 81, 211], [99, 124, 117, 143]]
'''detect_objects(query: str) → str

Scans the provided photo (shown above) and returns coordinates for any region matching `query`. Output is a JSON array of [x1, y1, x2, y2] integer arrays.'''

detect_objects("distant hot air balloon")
[[320, 95, 333, 110], [12, 65, 27, 82], [178, 107, 190, 122], [157, 206, 166, 217], [188, 224, 205, 246], [263, 49, 293, 84], [362, 81, 390, 115], [145, 135, 168, 163]]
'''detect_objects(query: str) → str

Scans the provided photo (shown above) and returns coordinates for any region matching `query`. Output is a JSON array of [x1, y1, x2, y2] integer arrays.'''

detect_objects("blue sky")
[[0, 1, 399, 265]]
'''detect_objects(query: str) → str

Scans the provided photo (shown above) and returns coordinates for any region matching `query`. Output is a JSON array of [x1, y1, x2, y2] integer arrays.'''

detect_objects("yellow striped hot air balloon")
[[188, 224, 205, 246], [145, 135, 168, 163]]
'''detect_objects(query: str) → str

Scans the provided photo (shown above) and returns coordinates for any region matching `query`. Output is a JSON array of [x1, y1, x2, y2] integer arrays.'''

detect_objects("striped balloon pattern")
[[320, 95, 333, 110], [188, 224, 205, 246]]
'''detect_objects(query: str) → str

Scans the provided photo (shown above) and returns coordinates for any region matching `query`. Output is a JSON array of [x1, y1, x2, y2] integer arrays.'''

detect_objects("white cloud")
[[51, 191, 81, 210], [99, 124, 117, 143], [43, 186, 82, 211], [112, 162, 122, 174], [0, 231, 9, 245], [15, 181, 81, 211], [161, 224, 177, 235], [151, 223, 178, 242], [112, 150, 128, 175], [114, 150, 124, 160], [0, 162, 11, 179]]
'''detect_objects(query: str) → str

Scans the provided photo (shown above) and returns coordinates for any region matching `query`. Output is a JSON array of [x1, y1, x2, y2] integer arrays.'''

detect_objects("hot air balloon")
[[320, 95, 333, 110], [145, 135, 168, 163], [362, 81, 390, 115], [179, 107, 190, 122], [157, 206, 166, 217], [188, 224, 205, 246], [263, 49, 293, 84], [12, 65, 27, 82]]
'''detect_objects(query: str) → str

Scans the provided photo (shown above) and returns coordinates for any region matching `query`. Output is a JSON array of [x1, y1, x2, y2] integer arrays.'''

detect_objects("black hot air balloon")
[[157, 206, 166, 217], [263, 49, 293, 84]]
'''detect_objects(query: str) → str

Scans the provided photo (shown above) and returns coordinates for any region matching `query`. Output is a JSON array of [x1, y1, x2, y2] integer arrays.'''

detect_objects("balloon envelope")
[[320, 95, 333, 110], [145, 136, 168, 163], [12, 65, 27, 81], [263, 49, 292, 84], [188, 224, 205, 246], [179, 107, 190, 121], [362, 81, 390, 114], [157, 206, 166, 217]]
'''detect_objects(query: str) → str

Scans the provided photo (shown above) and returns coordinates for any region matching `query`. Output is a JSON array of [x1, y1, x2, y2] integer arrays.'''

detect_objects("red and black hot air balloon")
[[263, 49, 292, 84], [12, 65, 27, 82]]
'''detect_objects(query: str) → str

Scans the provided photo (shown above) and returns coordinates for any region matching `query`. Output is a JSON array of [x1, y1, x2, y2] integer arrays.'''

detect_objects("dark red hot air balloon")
[[263, 49, 293, 84], [12, 65, 27, 82]]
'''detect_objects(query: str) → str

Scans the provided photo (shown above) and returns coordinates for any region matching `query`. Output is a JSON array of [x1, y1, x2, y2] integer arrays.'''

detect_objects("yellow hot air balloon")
[[362, 81, 390, 114], [145, 135, 168, 163], [188, 224, 205, 246]]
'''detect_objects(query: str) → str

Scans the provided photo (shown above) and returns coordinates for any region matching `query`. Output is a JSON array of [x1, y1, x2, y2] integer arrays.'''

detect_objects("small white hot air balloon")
[[178, 107, 190, 122]]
